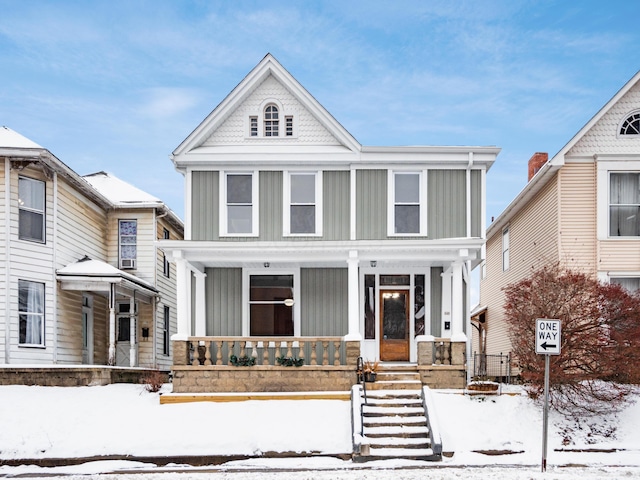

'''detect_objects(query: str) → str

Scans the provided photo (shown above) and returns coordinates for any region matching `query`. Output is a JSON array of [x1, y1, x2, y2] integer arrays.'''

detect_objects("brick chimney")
[[528, 152, 548, 181]]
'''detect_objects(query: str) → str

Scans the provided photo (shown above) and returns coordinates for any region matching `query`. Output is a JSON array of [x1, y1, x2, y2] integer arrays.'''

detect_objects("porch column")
[[194, 270, 207, 336], [129, 295, 136, 367], [345, 250, 361, 340], [451, 262, 465, 340], [174, 256, 191, 339], [108, 283, 116, 365]]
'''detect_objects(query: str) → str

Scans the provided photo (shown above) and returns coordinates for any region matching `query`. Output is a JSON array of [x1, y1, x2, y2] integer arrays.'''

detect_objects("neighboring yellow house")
[[476, 70, 640, 377], [0, 127, 183, 383]]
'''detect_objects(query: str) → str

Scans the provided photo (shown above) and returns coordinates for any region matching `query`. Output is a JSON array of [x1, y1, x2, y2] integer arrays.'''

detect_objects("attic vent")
[[620, 112, 640, 135]]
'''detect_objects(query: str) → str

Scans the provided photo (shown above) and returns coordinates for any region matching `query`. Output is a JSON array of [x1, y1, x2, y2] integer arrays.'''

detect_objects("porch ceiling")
[[160, 239, 482, 270]]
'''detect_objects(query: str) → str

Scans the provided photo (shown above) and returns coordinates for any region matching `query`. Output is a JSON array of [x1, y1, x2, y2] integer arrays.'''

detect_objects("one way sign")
[[536, 319, 561, 355]]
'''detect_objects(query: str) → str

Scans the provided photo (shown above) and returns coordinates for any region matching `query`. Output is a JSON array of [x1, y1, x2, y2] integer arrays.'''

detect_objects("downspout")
[[52, 171, 58, 362], [4, 159, 11, 363]]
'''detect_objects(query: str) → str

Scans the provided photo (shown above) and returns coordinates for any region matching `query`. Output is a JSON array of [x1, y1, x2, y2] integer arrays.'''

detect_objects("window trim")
[[608, 171, 640, 237], [242, 268, 300, 337], [245, 99, 296, 139], [18, 279, 45, 347], [502, 226, 510, 271], [597, 161, 640, 239], [118, 219, 137, 269], [18, 176, 46, 243], [283, 171, 323, 237], [220, 171, 259, 237], [387, 170, 427, 237]]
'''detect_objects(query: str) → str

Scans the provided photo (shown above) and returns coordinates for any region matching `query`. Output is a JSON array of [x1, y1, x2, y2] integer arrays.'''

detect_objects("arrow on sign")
[[540, 342, 557, 351]]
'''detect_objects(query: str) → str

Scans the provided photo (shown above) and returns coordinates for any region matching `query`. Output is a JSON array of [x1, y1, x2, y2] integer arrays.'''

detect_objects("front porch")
[[170, 335, 466, 393]]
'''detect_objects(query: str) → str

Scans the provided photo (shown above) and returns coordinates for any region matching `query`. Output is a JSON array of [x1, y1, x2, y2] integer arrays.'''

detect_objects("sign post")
[[536, 318, 561, 473]]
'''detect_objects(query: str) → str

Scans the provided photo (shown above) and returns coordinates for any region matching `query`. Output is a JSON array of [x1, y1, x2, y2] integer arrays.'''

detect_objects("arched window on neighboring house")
[[264, 104, 279, 136], [620, 112, 640, 135]]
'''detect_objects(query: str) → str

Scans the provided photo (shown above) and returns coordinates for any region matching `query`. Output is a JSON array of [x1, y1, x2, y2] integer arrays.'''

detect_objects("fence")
[[472, 352, 511, 383]]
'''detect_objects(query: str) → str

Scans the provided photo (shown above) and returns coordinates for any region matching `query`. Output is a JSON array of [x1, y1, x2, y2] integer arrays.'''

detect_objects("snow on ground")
[[1, 383, 639, 479]]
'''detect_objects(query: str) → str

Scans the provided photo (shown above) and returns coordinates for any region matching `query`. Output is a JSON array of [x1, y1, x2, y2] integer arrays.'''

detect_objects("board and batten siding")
[[300, 268, 348, 336], [206, 268, 243, 336], [471, 170, 482, 238], [191, 171, 219, 240], [557, 162, 598, 274], [430, 267, 443, 337], [428, 170, 467, 239], [322, 171, 350, 241], [480, 173, 560, 359], [356, 169, 387, 240]]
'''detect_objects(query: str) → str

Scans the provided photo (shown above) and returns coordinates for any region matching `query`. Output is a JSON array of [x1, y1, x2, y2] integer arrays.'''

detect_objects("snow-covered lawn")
[[1, 383, 639, 479]]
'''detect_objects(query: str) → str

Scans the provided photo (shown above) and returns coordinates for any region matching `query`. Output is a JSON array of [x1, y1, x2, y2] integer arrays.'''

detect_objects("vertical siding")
[[480, 173, 559, 358], [300, 268, 348, 336], [558, 163, 597, 273], [430, 267, 443, 337], [428, 170, 466, 239], [471, 170, 482, 237], [322, 171, 350, 241], [356, 170, 387, 240], [259, 171, 283, 241], [191, 171, 219, 241], [206, 268, 243, 336]]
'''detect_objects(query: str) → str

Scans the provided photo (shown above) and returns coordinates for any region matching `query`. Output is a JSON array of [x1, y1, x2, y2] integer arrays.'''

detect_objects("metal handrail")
[[356, 356, 369, 436]]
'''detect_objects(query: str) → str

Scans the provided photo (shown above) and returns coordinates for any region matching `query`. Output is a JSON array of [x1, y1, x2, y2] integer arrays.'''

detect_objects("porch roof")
[[159, 238, 484, 270], [56, 256, 159, 303]]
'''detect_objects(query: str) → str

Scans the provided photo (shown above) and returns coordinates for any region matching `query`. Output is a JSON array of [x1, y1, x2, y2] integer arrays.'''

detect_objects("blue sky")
[[2, 0, 640, 223]]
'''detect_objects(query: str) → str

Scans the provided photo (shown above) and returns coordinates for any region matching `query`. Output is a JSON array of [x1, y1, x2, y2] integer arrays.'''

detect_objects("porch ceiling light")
[[370, 260, 377, 267], [264, 262, 270, 268]]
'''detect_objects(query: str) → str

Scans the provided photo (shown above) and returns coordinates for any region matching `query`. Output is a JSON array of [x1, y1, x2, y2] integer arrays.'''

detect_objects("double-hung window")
[[284, 172, 322, 236], [221, 172, 258, 236], [264, 104, 279, 136], [18, 176, 45, 243], [389, 171, 425, 235], [609, 172, 640, 237], [248, 274, 295, 336], [119, 220, 137, 269], [19, 280, 45, 346]]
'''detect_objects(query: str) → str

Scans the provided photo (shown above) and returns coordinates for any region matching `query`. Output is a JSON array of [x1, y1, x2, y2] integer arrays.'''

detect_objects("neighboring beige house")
[[0, 127, 183, 376], [475, 71, 640, 375]]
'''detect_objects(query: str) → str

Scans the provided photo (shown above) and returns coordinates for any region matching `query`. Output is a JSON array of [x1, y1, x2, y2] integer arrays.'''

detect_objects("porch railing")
[[186, 336, 347, 367]]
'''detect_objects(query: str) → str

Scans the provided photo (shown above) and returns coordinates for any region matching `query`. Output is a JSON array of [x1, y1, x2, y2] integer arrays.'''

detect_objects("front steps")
[[353, 364, 442, 462]]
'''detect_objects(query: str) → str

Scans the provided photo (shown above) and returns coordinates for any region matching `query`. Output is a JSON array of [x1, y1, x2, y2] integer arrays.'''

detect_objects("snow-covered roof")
[[83, 171, 162, 206], [0, 126, 43, 149]]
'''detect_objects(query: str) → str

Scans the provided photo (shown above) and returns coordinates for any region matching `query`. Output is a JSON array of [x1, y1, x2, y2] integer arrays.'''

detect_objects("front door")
[[380, 290, 410, 361], [81, 295, 94, 364]]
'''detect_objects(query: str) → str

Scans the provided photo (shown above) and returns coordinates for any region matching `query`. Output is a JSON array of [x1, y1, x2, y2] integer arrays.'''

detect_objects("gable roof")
[[171, 53, 361, 163], [0, 126, 43, 150], [488, 70, 640, 237]]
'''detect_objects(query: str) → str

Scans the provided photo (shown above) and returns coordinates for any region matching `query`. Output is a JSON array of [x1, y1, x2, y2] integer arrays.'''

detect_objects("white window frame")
[[241, 268, 301, 337], [220, 171, 259, 237], [502, 226, 510, 271], [609, 275, 640, 292], [245, 99, 297, 139], [18, 176, 46, 243], [118, 219, 137, 269], [596, 160, 640, 239], [283, 171, 323, 237], [618, 110, 640, 137], [18, 279, 45, 347], [387, 170, 427, 236]]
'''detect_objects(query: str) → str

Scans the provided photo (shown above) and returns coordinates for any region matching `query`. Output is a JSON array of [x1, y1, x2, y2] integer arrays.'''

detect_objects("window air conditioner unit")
[[121, 258, 136, 269]]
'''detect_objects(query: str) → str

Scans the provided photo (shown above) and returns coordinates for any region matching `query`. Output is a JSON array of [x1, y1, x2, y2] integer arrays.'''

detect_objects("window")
[[250, 116, 258, 137], [162, 228, 170, 277], [18, 176, 45, 243], [221, 172, 258, 236], [502, 226, 510, 271], [163, 306, 170, 355], [284, 172, 322, 235], [19, 280, 45, 346], [249, 274, 294, 336], [285, 116, 293, 136], [609, 173, 640, 236], [119, 220, 137, 269], [264, 104, 279, 136], [611, 277, 640, 292], [390, 172, 424, 235], [620, 113, 640, 136]]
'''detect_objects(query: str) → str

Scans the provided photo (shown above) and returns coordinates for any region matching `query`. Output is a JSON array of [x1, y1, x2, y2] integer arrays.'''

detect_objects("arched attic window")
[[620, 112, 640, 136], [264, 104, 279, 136]]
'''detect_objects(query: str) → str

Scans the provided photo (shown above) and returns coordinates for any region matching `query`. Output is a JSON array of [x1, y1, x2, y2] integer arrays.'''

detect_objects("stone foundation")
[[0, 367, 166, 387], [171, 365, 357, 393], [418, 365, 467, 389]]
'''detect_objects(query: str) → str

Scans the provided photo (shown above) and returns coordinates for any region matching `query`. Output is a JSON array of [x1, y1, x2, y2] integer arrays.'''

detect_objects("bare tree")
[[503, 263, 640, 416]]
